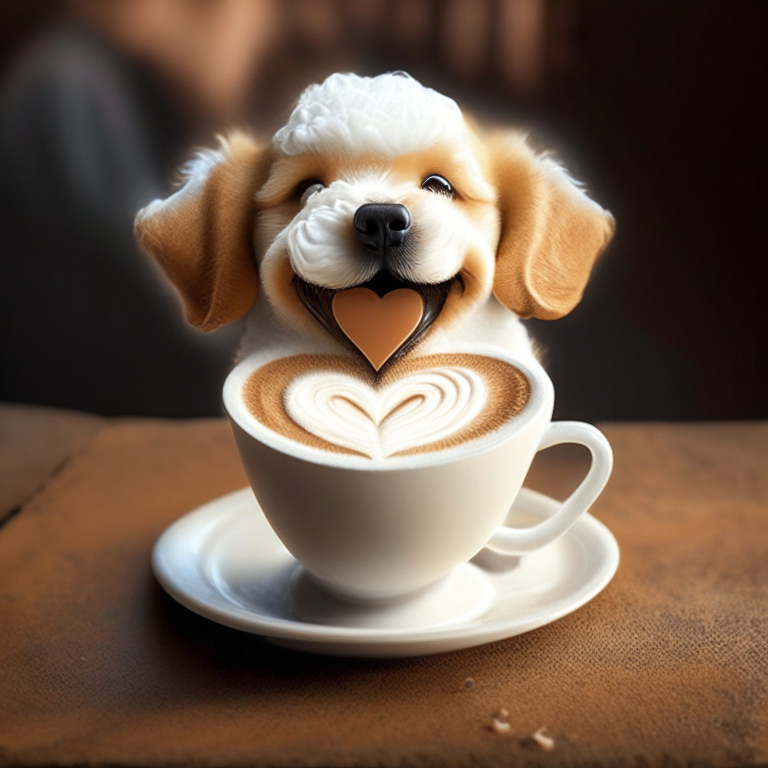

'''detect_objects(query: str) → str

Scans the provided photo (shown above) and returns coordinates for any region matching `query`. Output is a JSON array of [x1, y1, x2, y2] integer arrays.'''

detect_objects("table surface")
[[1, 403, 766, 768]]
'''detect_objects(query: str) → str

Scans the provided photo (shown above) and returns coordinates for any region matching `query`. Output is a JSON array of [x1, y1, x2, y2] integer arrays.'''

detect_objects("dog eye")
[[298, 180, 325, 204], [421, 174, 453, 197]]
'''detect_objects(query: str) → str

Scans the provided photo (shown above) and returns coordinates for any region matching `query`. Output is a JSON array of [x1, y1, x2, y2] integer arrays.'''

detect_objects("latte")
[[242, 354, 530, 459]]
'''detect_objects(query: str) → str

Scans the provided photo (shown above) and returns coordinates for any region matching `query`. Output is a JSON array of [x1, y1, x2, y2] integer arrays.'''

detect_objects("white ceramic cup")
[[223, 352, 613, 605]]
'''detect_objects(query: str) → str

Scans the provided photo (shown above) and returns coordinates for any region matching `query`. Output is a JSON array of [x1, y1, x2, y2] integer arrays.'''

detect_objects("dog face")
[[136, 73, 614, 358]]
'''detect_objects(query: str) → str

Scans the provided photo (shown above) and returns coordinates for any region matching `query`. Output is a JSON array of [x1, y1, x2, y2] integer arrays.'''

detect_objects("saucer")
[[152, 487, 619, 658]]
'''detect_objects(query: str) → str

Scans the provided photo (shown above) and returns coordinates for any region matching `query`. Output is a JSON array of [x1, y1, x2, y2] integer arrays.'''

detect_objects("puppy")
[[135, 72, 613, 376]]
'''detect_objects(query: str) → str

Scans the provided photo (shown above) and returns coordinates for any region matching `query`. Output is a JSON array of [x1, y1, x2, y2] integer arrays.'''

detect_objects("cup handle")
[[487, 421, 614, 555]]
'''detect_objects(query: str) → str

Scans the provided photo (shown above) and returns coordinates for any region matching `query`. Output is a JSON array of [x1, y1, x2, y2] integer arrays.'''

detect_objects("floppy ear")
[[134, 132, 272, 331], [490, 132, 615, 320]]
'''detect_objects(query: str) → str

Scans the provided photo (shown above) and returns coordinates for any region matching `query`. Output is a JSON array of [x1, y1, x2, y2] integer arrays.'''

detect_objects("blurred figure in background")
[[0, 0, 278, 416], [4, 1, 761, 421], [0, 0, 550, 418], [0, 0, 549, 418]]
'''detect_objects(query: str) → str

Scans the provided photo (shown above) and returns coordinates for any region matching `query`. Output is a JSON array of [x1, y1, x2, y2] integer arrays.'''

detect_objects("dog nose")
[[353, 204, 411, 256]]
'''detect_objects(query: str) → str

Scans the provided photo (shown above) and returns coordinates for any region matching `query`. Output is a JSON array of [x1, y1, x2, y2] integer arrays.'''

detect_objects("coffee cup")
[[223, 351, 613, 607]]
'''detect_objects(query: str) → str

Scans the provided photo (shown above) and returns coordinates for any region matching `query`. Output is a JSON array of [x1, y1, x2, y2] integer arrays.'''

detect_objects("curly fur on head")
[[274, 72, 468, 158]]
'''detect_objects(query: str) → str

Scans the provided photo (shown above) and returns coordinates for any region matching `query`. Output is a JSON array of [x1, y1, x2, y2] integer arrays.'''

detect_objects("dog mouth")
[[295, 270, 462, 370]]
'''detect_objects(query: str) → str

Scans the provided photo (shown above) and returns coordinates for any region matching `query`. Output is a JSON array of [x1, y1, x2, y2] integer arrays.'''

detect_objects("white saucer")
[[152, 487, 619, 658]]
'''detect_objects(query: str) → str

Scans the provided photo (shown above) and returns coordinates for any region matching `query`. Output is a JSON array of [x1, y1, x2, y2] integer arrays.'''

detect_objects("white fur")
[[180, 146, 225, 184], [404, 192, 478, 284], [285, 177, 387, 288], [274, 72, 468, 157]]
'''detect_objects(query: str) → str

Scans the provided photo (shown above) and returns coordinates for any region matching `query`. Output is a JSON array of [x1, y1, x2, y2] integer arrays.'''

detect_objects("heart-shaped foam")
[[332, 288, 424, 371], [285, 367, 487, 459]]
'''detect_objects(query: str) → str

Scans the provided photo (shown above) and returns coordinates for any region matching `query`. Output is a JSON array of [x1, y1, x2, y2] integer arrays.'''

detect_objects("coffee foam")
[[242, 354, 530, 459], [286, 367, 487, 460]]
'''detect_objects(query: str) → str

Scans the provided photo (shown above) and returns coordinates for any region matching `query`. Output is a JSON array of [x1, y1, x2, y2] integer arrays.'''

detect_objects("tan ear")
[[134, 132, 272, 331], [490, 132, 615, 320]]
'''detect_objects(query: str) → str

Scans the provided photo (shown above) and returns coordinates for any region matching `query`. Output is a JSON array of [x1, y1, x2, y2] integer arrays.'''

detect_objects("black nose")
[[353, 203, 411, 256]]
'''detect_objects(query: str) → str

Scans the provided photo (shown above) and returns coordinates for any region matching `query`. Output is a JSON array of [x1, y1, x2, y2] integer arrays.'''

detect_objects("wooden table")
[[1, 403, 766, 767]]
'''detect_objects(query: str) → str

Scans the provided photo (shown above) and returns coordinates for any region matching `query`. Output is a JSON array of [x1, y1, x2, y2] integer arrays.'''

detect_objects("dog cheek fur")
[[256, 209, 313, 329], [422, 199, 500, 336], [285, 183, 376, 288], [405, 193, 486, 284]]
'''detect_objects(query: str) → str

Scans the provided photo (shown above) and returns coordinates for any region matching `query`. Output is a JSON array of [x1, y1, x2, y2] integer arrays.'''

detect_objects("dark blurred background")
[[1, 0, 765, 421]]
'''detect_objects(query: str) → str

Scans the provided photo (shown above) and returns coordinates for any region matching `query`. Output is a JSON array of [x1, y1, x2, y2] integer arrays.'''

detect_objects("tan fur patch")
[[486, 131, 615, 320], [135, 132, 273, 331]]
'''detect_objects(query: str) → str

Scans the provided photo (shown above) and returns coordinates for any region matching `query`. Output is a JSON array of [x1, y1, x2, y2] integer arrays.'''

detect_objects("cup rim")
[[223, 347, 554, 472]]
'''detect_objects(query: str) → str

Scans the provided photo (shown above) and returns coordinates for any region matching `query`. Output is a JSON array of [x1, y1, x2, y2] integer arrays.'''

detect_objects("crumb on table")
[[490, 708, 511, 735], [531, 726, 555, 751]]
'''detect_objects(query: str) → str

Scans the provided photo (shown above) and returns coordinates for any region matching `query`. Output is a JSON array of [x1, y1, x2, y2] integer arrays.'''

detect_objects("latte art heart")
[[285, 368, 488, 459]]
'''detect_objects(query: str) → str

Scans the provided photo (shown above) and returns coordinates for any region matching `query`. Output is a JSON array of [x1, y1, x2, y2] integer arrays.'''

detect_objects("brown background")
[[0, 0, 766, 420]]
